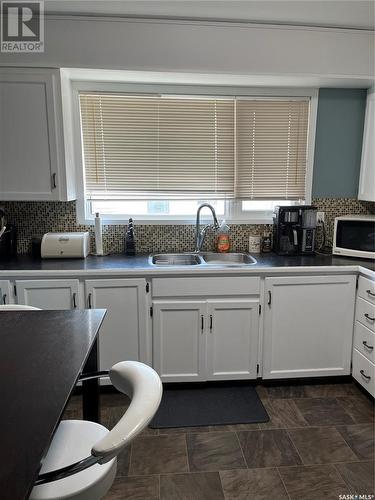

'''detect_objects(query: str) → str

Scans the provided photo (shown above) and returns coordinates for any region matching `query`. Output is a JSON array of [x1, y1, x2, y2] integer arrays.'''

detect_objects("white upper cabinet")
[[0, 68, 75, 201], [358, 91, 375, 202]]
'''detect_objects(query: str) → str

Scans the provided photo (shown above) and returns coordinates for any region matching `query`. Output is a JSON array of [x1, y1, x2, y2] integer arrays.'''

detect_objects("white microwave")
[[333, 215, 375, 259]]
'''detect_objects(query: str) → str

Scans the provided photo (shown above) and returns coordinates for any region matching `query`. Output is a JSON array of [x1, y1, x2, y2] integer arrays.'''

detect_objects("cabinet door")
[[0, 69, 71, 201], [358, 92, 375, 202], [85, 279, 148, 375], [0, 280, 12, 304], [206, 300, 259, 380], [263, 275, 356, 379], [15, 279, 80, 309], [153, 300, 206, 382]]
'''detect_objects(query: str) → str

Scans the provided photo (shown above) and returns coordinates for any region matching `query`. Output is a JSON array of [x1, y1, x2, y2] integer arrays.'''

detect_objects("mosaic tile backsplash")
[[1, 198, 374, 255]]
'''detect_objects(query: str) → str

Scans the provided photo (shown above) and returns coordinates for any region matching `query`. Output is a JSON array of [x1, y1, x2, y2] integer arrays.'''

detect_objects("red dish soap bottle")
[[217, 220, 231, 253]]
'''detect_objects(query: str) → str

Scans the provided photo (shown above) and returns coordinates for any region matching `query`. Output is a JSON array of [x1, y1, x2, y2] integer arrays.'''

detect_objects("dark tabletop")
[[0, 309, 106, 500], [0, 252, 373, 272]]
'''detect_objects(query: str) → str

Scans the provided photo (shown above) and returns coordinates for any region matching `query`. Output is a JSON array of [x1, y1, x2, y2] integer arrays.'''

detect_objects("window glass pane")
[[241, 200, 304, 211], [91, 199, 225, 217]]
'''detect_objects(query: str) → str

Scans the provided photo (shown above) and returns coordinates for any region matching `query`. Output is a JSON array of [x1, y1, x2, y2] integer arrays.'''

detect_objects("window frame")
[[70, 80, 318, 225]]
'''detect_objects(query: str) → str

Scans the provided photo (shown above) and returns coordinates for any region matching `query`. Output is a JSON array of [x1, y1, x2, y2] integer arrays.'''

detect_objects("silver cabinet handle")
[[364, 313, 375, 321], [2, 293, 7, 304], [88, 293, 92, 309], [267, 290, 272, 306], [72, 293, 77, 309], [366, 289, 375, 297], [209, 314, 213, 332], [363, 340, 374, 351], [52, 173, 57, 189], [201, 314, 204, 333], [360, 369, 371, 381]]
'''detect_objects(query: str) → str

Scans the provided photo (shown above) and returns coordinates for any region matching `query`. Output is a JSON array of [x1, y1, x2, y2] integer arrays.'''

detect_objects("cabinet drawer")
[[152, 277, 260, 297], [352, 348, 375, 397], [358, 276, 375, 304], [356, 297, 375, 332], [354, 321, 375, 364]]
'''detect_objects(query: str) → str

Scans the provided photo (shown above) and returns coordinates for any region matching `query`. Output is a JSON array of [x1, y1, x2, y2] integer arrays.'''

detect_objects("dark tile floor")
[[64, 381, 374, 499]]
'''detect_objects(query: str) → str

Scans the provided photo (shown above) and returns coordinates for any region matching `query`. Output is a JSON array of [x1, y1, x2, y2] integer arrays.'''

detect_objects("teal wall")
[[312, 88, 367, 198]]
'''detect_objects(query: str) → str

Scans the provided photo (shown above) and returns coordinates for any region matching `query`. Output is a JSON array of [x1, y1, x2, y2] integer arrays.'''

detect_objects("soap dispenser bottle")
[[216, 220, 231, 253], [125, 218, 136, 256]]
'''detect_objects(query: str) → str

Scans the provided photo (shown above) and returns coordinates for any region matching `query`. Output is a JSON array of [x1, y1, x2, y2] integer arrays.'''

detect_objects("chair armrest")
[[92, 361, 162, 463]]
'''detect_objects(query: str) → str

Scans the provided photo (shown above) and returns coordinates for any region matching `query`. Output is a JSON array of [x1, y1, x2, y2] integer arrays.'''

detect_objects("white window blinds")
[[236, 99, 309, 200], [79, 93, 310, 201], [79, 93, 235, 199]]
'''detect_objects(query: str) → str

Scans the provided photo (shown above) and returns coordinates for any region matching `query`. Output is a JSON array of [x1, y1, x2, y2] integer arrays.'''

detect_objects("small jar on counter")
[[249, 234, 261, 253]]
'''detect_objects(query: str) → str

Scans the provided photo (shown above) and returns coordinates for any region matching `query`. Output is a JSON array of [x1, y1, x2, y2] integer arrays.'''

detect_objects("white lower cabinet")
[[352, 279, 375, 396], [263, 275, 356, 379], [15, 279, 80, 309], [0, 280, 12, 304], [153, 298, 259, 382], [352, 348, 375, 397], [206, 300, 259, 380], [153, 300, 206, 382], [85, 279, 149, 378]]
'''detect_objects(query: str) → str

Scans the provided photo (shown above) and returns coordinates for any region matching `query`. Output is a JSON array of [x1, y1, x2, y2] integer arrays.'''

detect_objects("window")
[[77, 90, 314, 223]]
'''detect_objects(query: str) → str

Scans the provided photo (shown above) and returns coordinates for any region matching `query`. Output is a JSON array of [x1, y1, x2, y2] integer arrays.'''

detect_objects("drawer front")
[[354, 321, 375, 364], [152, 276, 260, 297], [352, 348, 375, 397], [358, 276, 375, 304], [356, 297, 375, 332]]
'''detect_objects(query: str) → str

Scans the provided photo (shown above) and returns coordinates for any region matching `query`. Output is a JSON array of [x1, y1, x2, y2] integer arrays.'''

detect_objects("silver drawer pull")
[[362, 341, 374, 351], [360, 369, 371, 381], [364, 313, 375, 321], [366, 289, 375, 297]]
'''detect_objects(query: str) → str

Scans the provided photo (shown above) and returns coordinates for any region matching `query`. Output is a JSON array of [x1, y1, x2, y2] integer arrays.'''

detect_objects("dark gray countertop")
[[0, 252, 373, 272]]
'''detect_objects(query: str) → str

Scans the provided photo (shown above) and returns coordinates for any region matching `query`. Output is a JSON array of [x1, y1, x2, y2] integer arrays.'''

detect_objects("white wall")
[[0, 17, 373, 86]]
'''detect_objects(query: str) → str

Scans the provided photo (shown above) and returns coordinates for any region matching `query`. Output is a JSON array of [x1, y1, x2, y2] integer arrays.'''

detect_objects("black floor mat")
[[150, 383, 269, 428]]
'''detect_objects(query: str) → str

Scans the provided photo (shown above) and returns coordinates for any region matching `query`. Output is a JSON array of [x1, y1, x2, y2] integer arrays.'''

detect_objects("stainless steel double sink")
[[149, 252, 257, 267]]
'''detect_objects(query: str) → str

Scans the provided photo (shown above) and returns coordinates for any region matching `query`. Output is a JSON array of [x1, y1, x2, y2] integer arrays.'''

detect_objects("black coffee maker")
[[273, 205, 317, 255], [0, 209, 17, 259]]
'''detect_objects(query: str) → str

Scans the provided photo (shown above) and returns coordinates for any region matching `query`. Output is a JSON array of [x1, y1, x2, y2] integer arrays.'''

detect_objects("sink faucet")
[[195, 203, 220, 252]]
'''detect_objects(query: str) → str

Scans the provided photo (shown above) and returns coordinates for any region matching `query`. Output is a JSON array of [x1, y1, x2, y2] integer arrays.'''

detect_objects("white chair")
[[0, 304, 40, 310], [30, 361, 162, 500]]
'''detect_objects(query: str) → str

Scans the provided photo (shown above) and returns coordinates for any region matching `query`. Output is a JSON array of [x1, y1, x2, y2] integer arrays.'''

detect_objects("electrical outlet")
[[317, 211, 325, 224]]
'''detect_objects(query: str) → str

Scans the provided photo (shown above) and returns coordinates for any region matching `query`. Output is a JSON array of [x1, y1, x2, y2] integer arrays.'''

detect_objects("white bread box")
[[41, 232, 90, 259]]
